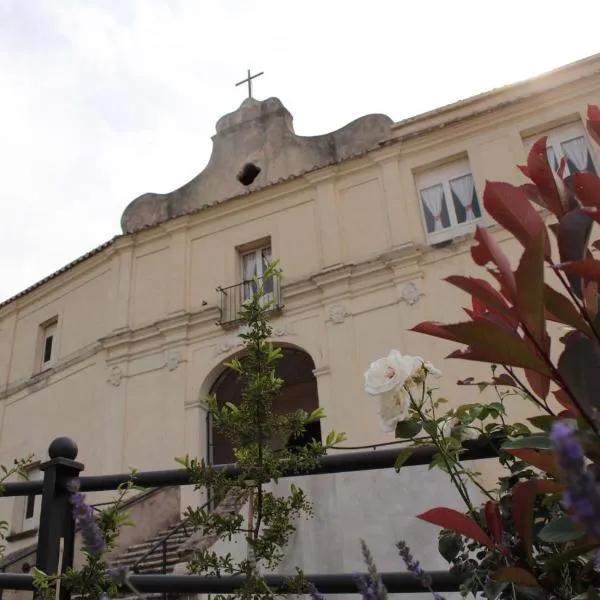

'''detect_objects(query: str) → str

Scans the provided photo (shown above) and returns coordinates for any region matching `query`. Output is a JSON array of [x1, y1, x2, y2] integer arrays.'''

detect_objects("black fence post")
[[35, 437, 83, 600]]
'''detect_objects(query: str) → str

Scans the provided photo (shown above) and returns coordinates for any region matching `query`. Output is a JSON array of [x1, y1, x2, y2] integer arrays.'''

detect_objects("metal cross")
[[235, 69, 264, 99]]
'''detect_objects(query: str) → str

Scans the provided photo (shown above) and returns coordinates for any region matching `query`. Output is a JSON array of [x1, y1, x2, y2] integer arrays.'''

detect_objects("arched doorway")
[[207, 346, 321, 465]]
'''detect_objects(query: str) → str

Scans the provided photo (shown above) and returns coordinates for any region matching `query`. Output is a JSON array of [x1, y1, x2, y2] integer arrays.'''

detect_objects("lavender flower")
[[306, 581, 326, 600], [551, 421, 600, 538], [396, 540, 445, 600], [353, 574, 380, 600], [66, 479, 106, 556], [359, 540, 387, 600]]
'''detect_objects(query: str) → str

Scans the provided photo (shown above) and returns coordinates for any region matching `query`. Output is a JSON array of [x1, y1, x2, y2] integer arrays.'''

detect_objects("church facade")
[[1, 54, 600, 585]]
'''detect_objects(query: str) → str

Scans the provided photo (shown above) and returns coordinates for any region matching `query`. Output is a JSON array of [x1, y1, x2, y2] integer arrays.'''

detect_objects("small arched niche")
[[208, 346, 321, 465]]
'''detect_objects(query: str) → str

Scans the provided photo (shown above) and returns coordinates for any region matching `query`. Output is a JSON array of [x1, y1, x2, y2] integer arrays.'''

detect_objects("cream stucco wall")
[[1, 54, 600, 575]]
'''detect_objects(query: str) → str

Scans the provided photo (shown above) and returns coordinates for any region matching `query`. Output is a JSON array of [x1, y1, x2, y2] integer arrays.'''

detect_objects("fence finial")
[[48, 437, 78, 460]]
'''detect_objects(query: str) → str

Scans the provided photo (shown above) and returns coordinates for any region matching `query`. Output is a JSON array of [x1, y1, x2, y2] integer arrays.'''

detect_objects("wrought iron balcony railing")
[[216, 276, 283, 327]]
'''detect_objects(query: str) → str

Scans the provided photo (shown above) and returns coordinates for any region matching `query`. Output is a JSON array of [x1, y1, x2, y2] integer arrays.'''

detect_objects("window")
[[240, 245, 274, 305], [17, 468, 42, 533], [524, 121, 597, 177], [39, 319, 57, 370], [416, 159, 482, 245]]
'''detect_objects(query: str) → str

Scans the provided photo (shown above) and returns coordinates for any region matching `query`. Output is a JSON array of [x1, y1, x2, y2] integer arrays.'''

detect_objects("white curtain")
[[547, 145, 558, 171], [450, 174, 476, 222], [421, 185, 445, 232], [562, 136, 589, 172], [242, 252, 258, 300], [261, 247, 274, 296]]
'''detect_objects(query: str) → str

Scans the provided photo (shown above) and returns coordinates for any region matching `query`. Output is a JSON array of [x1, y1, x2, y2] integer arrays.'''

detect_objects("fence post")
[[35, 437, 83, 598]]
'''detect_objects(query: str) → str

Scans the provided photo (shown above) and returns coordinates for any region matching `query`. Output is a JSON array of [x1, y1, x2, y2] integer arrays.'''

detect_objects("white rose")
[[439, 417, 479, 441], [378, 389, 410, 432], [364, 350, 441, 397], [364, 350, 411, 396]]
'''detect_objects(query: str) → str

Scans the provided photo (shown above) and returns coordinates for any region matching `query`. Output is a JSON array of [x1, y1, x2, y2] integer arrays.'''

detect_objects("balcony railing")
[[217, 276, 283, 328]]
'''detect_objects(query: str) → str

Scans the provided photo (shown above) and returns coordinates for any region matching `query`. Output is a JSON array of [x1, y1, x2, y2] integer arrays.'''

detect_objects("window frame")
[[524, 121, 598, 177], [39, 319, 58, 372], [12, 466, 42, 535], [415, 159, 482, 245]]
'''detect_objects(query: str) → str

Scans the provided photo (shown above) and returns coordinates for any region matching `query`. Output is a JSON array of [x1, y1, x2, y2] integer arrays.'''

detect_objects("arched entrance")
[[207, 346, 321, 465]]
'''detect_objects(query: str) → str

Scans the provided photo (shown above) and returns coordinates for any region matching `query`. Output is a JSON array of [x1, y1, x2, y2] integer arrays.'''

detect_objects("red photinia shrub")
[[408, 106, 600, 593], [413, 105, 600, 427]]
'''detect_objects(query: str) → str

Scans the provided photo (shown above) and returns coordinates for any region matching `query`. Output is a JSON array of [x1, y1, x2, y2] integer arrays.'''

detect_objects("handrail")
[[130, 510, 199, 574], [0, 438, 504, 496]]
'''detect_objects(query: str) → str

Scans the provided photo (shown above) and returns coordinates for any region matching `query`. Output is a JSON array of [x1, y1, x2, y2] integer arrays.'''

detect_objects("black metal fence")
[[0, 436, 501, 598]]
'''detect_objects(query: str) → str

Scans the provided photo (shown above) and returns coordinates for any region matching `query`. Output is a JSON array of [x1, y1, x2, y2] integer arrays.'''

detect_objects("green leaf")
[[538, 516, 584, 543], [395, 420, 422, 439], [543, 541, 600, 571], [527, 415, 557, 432], [394, 448, 415, 472], [502, 434, 553, 450]]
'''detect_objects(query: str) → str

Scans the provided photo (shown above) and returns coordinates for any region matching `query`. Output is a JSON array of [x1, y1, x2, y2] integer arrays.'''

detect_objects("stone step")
[[119, 552, 182, 570], [119, 536, 190, 557]]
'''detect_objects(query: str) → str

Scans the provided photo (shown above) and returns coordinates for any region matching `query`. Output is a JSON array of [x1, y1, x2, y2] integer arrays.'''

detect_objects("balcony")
[[216, 276, 283, 328]]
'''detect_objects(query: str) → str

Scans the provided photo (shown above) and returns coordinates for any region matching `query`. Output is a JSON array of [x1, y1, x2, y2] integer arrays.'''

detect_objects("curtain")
[[421, 185, 445, 232], [561, 136, 589, 172], [261, 247, 274, 296], [242, 252, 258, 300], [450, 174, 476, 222], [547, 145, 558, 171]]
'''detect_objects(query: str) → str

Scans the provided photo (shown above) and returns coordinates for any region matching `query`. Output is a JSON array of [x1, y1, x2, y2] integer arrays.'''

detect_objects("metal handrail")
[[130, 505, 205, 574], [0, 438, 504, 496]]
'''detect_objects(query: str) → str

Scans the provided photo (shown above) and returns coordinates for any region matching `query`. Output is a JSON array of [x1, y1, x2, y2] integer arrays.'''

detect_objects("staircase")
[[112, 518, 194, 575], [110, 490, 247, 599]]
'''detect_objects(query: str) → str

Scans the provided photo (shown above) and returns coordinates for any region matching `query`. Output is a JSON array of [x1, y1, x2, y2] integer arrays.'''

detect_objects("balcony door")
[[241, 246, 274, 306]]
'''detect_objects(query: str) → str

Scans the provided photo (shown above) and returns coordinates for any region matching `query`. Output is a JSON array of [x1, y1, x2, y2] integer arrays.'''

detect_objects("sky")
[[0, 0, 599, 302]]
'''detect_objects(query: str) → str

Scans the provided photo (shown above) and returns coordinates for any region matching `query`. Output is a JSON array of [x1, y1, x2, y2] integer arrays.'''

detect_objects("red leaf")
[[515, 232, 546, 345], [526, 137, 565, 217], [442, 320, 552, 375], [484, 501, 503, 544], [520, 183, 548, 211], [557, 209, 595, 299], [571, 172, 600, 209], [410, 321, 462, 343], [445, 275, 517, 328], [544, 283, 594, 338], [587, 105, 600, 148], [511, 480, 537, 561], [471, 226, 517, 302], [483, 181, 550, 259], [505, 449, 560, 478], [524, 368, 551, 400], [557, 259, 600, 283], [416, 507, 493, 548], [494, 566, 539, 587], [553, 389, 580, 416]]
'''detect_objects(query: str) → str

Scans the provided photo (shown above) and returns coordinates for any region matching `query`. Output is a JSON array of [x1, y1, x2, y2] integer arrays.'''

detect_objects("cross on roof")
[[235, 69, 264, 99]]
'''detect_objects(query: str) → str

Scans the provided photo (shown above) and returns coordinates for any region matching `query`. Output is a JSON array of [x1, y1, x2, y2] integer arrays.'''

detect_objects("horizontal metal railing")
[[0, 436, 503, 596]]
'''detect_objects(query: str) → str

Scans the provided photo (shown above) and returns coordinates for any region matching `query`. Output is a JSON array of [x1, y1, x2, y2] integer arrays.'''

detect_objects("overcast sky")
[[0, 1, 598, 302]]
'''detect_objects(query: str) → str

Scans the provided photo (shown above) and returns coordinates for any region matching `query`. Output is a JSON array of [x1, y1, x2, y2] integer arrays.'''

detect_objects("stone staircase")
[[111, 490, 247, 599], [112, 518, 195, 575]]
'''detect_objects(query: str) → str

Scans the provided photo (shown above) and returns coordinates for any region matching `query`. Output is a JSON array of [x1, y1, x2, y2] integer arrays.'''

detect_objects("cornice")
[[1, 345, 100, 401]]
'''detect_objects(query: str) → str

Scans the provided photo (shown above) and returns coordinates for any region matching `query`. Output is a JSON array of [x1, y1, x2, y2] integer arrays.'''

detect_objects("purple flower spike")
[[551, 421, 600, 538], [67, 479, 106, 556]]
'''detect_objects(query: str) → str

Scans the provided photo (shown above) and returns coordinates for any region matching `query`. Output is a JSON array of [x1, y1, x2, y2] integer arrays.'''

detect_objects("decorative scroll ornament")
[[108, 366, 123, 387], [402, 282, 420, 306], [328, 304, 347, 324]]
